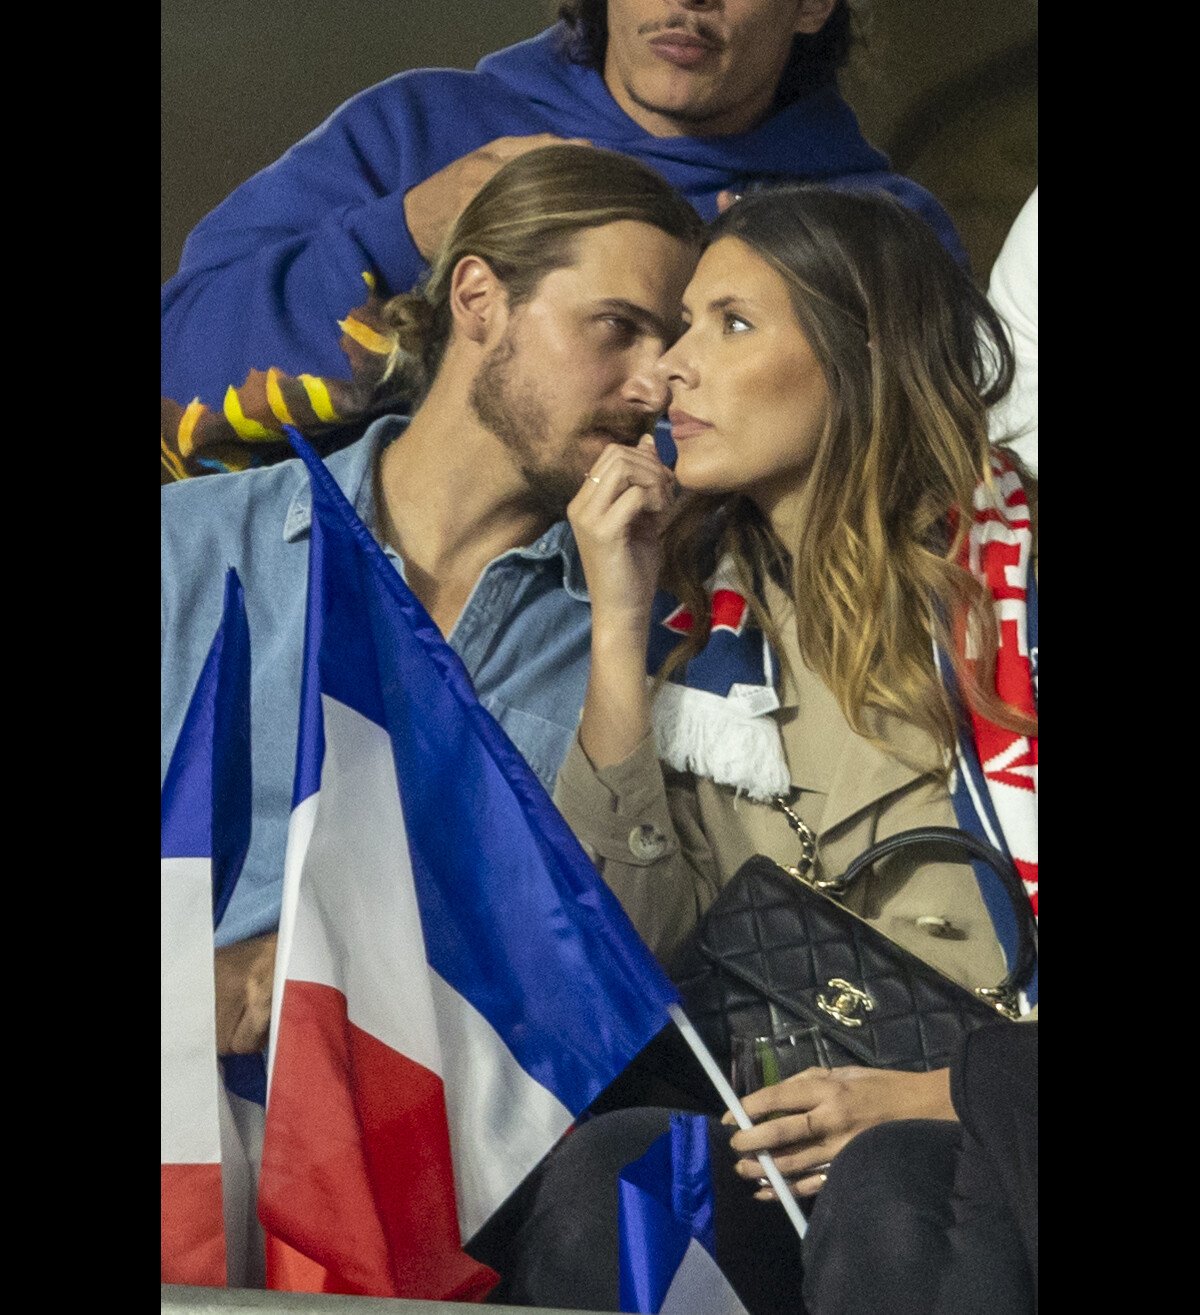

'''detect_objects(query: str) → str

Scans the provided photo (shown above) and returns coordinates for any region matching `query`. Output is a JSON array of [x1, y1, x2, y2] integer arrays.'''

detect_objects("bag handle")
[[772, 804, 1037, 1005], [830, 825, 1037, 1002]]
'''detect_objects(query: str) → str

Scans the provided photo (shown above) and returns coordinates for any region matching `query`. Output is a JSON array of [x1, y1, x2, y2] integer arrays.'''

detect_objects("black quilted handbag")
[[669, 819, 1038, 1075]]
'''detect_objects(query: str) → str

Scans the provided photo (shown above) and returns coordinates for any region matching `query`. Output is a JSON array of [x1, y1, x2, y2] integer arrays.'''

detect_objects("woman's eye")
[[723, 312, 752, 334]]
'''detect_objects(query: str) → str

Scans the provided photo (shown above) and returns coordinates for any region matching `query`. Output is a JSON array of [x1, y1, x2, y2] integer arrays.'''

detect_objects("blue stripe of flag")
[[285, 427, 678, 1117], [161, 567, 252, 931], [618, 1113, 717, 1313]]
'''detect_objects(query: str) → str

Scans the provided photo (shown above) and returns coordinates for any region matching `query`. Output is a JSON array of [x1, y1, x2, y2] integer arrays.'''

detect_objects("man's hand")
[[403, 135, 592, 261], [724, 1065, 956, 1198], [213, 932, 278, 1055]]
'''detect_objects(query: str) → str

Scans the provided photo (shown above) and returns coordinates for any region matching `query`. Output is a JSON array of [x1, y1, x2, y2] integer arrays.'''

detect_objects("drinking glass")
[[730, 1024, 831, 1097], [731, 1025, 834, 1199]]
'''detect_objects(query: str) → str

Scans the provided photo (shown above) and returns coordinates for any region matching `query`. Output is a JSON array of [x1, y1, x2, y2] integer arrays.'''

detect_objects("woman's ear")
[[793, 0, 839, 36], [447, 254, 508, 345]]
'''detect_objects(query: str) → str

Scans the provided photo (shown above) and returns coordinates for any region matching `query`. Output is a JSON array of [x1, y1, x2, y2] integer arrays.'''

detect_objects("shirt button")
[[916, 915, 952, 937], [628, 823, 669, 862]]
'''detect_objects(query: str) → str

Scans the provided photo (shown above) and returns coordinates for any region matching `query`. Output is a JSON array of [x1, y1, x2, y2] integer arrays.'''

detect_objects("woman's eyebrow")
[[679, 293, 746, 318], [707, 295, 755, 314]]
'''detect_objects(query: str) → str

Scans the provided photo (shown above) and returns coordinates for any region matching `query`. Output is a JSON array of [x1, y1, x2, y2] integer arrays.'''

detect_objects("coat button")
[[628, 823, 669, 861], [916, 915, 952, 937]]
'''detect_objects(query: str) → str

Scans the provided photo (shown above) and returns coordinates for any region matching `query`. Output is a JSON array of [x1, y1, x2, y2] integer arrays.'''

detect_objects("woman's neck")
[[750, 474, 812, 547]]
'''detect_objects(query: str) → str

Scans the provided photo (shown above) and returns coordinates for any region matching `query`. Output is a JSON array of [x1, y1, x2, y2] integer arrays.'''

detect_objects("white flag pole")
[[668, 1004, 809, 1242]]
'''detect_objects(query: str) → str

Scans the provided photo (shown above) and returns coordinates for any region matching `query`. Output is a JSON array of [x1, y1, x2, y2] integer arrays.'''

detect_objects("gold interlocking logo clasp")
[[816, 978, 875, 1028]]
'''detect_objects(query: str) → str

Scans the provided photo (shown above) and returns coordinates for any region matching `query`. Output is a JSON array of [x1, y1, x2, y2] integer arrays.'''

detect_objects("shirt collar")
[[279, 416, 590, 602], [282, 414, 408, 543], [509, 519, 590, 602]]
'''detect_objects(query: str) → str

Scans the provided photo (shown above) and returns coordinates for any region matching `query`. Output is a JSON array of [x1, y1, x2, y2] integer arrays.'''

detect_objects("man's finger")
[[225, 1006, 271, 1056], [216, 1003, 249, 1054]]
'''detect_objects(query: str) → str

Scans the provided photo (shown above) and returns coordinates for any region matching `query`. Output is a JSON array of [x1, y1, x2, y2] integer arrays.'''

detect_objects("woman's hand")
[[566, 433, 675, 637], [569, 434, 676, 771], [724, 1065, 956, 1199]]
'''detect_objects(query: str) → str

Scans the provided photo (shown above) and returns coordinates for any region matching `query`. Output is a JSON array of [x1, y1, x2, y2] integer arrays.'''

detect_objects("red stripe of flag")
[[260, 979, 497, 1300], [161, 1163, 226, 1286]]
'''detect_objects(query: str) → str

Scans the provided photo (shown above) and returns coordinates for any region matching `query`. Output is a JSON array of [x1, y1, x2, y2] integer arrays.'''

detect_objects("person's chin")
[[673, 456, 731, 497], [628, 68, 721, 119]]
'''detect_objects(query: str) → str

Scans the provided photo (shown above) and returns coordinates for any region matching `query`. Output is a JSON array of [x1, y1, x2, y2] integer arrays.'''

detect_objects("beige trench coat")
[[553, 617, 1024, 1004]]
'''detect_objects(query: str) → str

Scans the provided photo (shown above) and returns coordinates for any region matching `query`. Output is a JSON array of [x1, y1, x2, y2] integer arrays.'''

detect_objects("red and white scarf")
[[958, 456, 1038, 917]]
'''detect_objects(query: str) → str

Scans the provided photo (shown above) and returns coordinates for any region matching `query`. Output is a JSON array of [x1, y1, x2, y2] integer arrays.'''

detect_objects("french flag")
[[619, 1114, 749, 1315], [161, 569, 252, 1286], [258, 429, 681, 1299]]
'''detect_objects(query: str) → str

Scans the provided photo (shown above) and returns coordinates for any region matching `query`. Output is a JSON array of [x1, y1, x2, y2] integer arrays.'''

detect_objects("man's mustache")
[[638, 17, 724, 48], [580, 411, 654, 445]]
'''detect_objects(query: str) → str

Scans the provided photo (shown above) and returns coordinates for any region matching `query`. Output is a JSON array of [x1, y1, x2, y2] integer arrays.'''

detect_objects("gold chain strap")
[[771, 794, 817, 881], [771, 795, 850, 892]]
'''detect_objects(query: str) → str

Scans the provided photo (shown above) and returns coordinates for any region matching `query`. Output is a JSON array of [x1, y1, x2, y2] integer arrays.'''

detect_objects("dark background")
[[161, 1, 1037, 285]]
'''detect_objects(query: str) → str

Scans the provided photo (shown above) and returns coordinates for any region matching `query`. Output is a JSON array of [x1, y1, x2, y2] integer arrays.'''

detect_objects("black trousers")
[[474, 1023, 1037, 1314], [807, 1023, 1037, 1314], [475, 1106, 806, 1314]]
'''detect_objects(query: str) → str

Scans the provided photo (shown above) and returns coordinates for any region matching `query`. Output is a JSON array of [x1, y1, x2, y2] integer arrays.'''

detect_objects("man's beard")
[[469, 329, 646, 517]]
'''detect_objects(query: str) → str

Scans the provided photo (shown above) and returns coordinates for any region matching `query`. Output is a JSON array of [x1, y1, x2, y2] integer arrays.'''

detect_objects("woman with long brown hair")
[[496, 183, 1038, 1313]]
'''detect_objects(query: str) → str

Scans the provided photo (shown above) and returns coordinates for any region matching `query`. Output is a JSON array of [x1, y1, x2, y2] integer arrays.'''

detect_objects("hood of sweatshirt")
[[477, 26, 890, 191]]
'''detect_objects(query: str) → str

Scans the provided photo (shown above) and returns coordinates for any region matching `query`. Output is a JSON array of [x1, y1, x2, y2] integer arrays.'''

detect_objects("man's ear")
[[448, 255, 507, 345], [793, 0, 838, 36]]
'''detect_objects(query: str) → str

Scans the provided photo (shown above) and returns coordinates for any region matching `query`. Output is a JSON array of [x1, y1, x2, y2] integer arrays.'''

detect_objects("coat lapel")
[[815, 713, 943, 841]]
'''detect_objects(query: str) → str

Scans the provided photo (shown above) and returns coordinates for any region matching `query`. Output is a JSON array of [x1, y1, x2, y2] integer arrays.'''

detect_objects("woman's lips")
[[669, 410, 712, 441], [648, 34, 719, 70]]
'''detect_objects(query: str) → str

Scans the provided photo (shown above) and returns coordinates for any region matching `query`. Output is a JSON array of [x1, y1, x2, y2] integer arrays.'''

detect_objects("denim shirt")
[[162, 416, 592, 947]]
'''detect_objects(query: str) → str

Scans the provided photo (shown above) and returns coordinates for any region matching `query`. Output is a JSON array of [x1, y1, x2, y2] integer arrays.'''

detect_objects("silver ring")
[[806, 1161, 833, 1178], [756, 1177, 770, 1188], [587, 474, 602, 485]]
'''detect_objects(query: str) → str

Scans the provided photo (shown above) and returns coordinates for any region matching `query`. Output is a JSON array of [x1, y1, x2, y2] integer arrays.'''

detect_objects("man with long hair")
[[162, 145, 701, 1061], [162, 2, 965, 428]]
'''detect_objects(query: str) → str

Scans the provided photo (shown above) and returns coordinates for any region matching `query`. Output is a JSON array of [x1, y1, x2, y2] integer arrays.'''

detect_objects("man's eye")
[[600, 316, 637, 341], [723, 312, 752, 334]]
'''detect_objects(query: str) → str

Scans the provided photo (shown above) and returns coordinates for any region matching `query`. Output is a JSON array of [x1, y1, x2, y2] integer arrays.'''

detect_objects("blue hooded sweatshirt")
[[161, 25, 966, 410]]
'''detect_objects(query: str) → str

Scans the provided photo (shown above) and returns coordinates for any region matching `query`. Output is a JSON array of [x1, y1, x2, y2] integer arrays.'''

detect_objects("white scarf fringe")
[[651, 681, 790, 802]]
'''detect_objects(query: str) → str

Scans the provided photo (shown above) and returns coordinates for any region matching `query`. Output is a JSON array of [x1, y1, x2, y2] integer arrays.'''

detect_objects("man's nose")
[[654, 340, 697, 392], [624, 351, 672, 413]]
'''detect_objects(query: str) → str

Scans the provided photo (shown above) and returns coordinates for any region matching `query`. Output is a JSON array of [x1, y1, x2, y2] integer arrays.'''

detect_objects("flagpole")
[[667, 1004, 809, 1242]]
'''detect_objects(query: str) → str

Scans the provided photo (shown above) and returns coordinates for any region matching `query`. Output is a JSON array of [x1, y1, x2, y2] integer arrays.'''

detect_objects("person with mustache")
[[162, 1, 966, 465], [161, 145, 701, 1063]]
